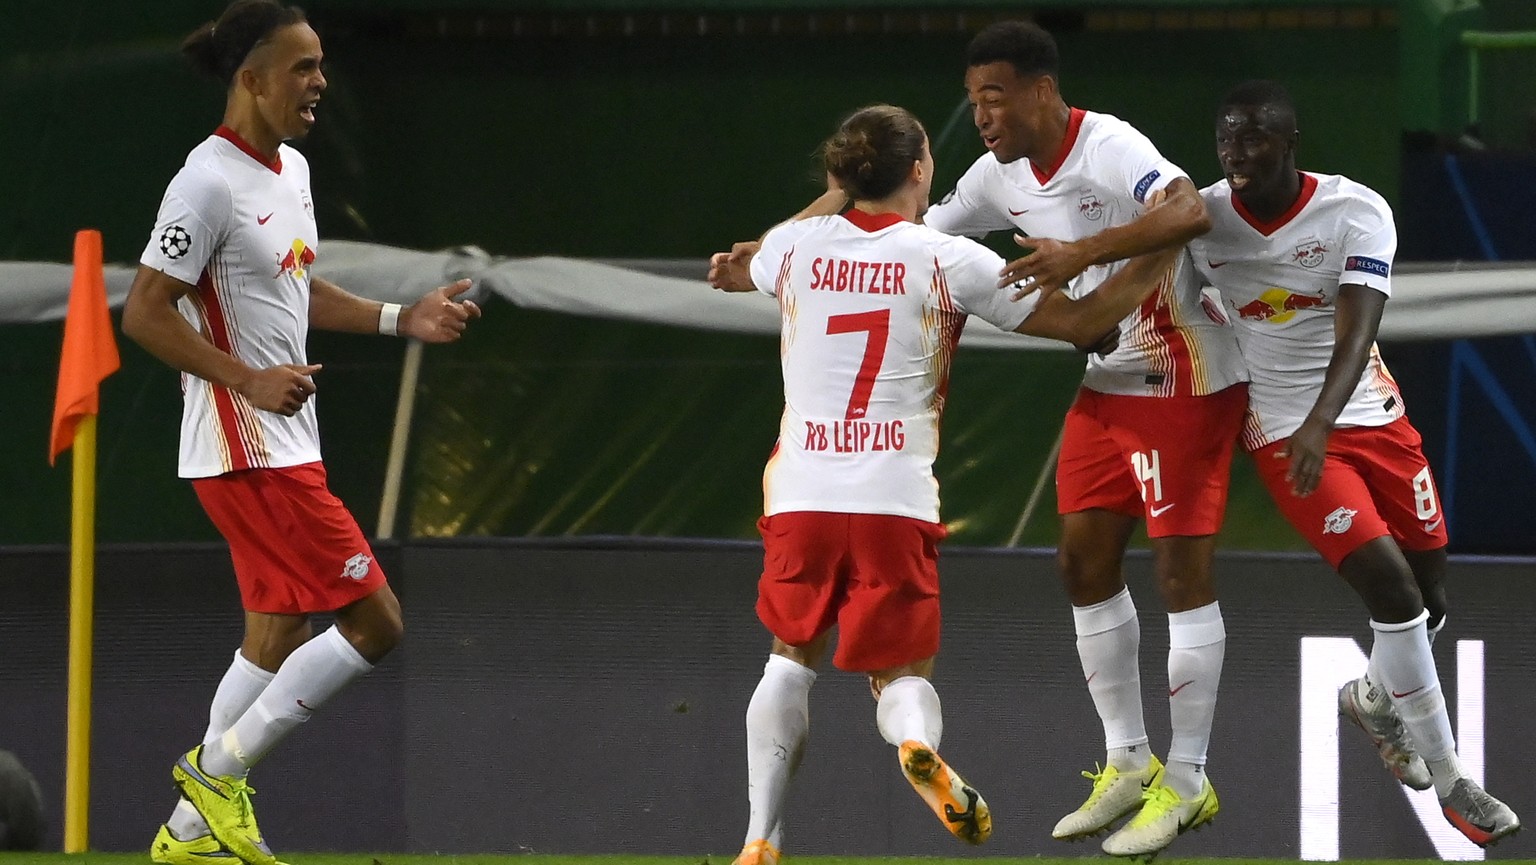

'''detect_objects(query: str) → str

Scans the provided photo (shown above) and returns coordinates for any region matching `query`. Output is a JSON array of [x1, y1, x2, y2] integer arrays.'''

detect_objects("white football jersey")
[[749, 209, 1035, 522], [140, 127, 322, 478], [926, 109, 1246, 398], [1190, 172, 1403, 451]]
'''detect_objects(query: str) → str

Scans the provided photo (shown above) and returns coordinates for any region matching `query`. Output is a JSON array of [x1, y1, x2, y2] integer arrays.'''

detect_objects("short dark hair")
[[822, 105, 928, 202], [1219, 79, 1297, 130], [181, 0, 308, 85], [966, 21, 1059, 78]]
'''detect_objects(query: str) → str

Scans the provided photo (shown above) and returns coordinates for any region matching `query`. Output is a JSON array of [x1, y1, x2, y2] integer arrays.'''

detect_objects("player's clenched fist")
[[707, 241, 760, 292], [238, 363, 322, 417]]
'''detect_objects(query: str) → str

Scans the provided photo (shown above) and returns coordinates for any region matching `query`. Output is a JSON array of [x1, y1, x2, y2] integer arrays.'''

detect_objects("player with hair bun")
[[709, 103, 1184, 865], [124, 2, 480, 863]]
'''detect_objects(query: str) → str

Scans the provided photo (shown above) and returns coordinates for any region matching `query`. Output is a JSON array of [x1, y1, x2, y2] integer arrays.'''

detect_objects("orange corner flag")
[[50, 230, 121, 465]]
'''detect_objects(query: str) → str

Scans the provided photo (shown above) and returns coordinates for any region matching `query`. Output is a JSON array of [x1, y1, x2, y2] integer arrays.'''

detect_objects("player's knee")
[[1057, 547, 1122, 602]]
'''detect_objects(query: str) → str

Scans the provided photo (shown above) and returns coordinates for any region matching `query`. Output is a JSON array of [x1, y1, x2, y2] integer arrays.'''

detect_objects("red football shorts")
[[1056, 384, 1247, 538], [756, 511, 945, 672], [192, 462, 387, 615], [1250, 416, 1449, 569]]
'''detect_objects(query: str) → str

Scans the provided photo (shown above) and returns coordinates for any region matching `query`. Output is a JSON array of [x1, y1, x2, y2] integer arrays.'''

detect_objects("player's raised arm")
[[1012, 245, 1180, 350], [998, 176, 1209, 292], [309, 276, 480, 342]]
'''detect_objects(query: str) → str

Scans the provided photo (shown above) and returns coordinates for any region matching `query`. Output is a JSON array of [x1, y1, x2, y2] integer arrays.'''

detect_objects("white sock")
[[1427, 613, 1446, 644], [1360, 613, 1447, 714], [168, 650, 274, 840], [743, 654, 816, 851], [1165, 602, 1225, 798], [1072, 587, 1149, 769], [200, 626, 373, 777], [875, 676, 943, 750], [1369, 612, 1463, 795]]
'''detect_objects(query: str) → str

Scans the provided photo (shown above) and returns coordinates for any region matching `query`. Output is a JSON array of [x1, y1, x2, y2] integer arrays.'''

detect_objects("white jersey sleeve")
[[1338, 191, 1395, 296], [1090, 121, 1186, 205], [923, 157, 1015, 237], [930, 234, 1035, 332], [749, 220, 815, 298], [140, 164, 233, 286]]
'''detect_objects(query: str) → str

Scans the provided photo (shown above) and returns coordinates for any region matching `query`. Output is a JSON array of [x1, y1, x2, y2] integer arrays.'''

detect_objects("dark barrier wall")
[[2, 540, 1533, 857]]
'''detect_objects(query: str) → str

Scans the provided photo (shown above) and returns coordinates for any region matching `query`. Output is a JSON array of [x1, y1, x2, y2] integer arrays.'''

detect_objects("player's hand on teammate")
[[999, 234, 1089, 298], [401, 279, 481, 343], [238, 363, 322, 417], [707, 241, 760, 292], [1078, 326, 1120, 357], [1277, 416, 1331, 497]]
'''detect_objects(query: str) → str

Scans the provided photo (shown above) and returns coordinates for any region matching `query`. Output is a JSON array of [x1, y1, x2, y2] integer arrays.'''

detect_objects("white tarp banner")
[[3, 240, 1533, 347]]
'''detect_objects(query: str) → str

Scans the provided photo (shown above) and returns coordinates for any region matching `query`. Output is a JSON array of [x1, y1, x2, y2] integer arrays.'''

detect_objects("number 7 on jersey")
[[826, 309, 891, 420]]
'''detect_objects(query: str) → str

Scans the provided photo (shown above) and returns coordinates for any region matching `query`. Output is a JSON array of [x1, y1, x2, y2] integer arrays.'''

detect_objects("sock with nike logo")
[[1369, 610, 1461, 794], [1165, 601, 1225, 798], [200, 625, 374, 777], [1072, 587, 1149, 769]]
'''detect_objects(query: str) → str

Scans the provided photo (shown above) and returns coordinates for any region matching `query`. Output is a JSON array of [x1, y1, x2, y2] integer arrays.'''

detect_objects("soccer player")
[[707, 103, 1183, 865], [122, 3, 480, 864], [920, 22, 1247, 856], [1190, 79, 1519, 847]]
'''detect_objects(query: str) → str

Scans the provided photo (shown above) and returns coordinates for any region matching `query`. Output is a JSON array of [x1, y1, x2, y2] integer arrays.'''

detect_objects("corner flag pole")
[[64, 413, 98, 852], [50, 228, 121, 852]]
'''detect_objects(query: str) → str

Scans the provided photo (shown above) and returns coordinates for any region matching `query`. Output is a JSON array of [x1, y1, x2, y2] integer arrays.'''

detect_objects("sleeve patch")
[[1345, 255, 1390, 278], [1133, 170, 1161, 204]]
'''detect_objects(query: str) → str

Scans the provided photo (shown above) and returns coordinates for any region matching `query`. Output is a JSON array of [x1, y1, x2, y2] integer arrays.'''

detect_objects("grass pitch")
[[0, 856, 1486, 865]]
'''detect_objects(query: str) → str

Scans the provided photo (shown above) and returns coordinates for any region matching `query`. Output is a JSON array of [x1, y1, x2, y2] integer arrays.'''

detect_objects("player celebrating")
[[122, 3, 480, 864], [708, 104, 1183, 865], [919, 21, 1247, 856], [1190, 79, 1519, 847]]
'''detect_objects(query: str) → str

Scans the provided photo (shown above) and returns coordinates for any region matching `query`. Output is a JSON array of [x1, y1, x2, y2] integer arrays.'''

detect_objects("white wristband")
[[378, 302, 403, 336]]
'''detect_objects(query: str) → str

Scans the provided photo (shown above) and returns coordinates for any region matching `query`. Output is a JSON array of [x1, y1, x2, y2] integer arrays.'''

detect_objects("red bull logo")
[[275, 239, 316, 279], [1292, 237, 1327, 268], [1235, 287, 1331, 323]]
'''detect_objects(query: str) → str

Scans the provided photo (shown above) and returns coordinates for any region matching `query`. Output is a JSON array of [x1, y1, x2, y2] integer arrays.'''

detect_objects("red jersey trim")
[[195, 269, 256, 472], [1231, 171, 1318, 237], [1032, 107, 1087, 185], [841, 209, 906, 232], [214, 125, 283, 174]]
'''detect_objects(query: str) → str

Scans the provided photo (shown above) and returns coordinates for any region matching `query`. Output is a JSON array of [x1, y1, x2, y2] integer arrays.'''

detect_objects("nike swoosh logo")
[[1149, 502, 1176, 517], [1424, 518, 1443, 531], [1169, 679, 1195, 697], [257, 212, 274, 225], [1392, 686, 1427, 699], [1085, 670, 1098, 685], [1008, 208, 1029, 216], [296, 698, 315, 711], [1207, 259, 1228, 268]]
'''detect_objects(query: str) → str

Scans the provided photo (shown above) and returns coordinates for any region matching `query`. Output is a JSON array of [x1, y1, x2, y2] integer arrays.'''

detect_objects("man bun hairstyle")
[[182, 0, 308, 84], [822, 104, 928, 202], [966, 20, 1059, 78]]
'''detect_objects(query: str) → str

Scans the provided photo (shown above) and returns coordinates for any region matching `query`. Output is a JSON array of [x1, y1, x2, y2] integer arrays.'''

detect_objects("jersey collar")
[[841, 209, 906, 232], [1231, 171, 1317, 236], [214, 126, 283, 174], [1031, 107, 1087, 185]]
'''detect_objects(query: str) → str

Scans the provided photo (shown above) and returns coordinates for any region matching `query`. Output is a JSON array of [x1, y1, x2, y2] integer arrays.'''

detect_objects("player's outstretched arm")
[[707, 242, 760, 292], [310, 276, 481, 342], [123, 265, 321, 416], [998, 177, 1210, 295], [1276, 283, 1386, 497], [1011, 245, 1179, 351]]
